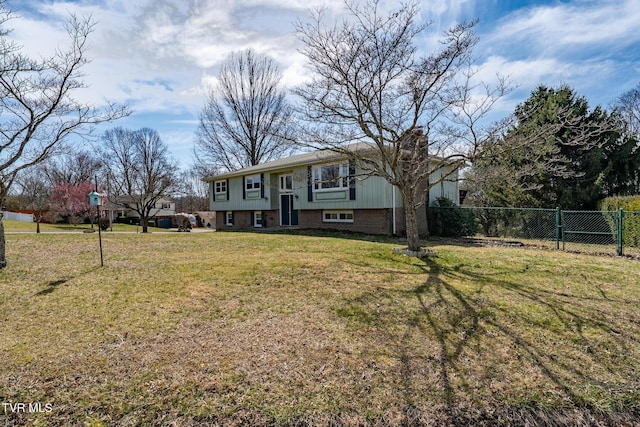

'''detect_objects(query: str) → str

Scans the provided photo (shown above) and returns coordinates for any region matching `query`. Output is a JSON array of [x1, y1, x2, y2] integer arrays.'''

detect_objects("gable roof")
[[203, 142, 375, 181], [203, 141, 455, 182]]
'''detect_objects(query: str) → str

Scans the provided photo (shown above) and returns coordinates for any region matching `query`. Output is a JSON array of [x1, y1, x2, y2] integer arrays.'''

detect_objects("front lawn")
[[2, 219, 142, 233], [1, 231, 638, 425]]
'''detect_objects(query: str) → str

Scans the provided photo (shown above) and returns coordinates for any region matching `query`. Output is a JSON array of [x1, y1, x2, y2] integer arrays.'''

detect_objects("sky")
[[5, 0, 640, 169]]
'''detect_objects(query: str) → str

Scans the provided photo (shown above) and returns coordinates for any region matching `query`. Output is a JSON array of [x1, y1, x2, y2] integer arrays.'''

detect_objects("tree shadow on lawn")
[[246, 227, 403, 244], [339, 256, 640, 425], [34, 267, 101, 296]]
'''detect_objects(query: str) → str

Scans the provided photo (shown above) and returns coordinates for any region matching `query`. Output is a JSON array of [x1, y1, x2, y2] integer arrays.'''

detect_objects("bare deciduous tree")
[[43, 151, 103, 186], [614, 82, 640, 138], [100, 127, 176, 233], [173, 169, 209, 213], [0, 4, 129, 268], [295, 0, 507, 251], [14, 166, 50, 233], [193, 49, 295, 173]]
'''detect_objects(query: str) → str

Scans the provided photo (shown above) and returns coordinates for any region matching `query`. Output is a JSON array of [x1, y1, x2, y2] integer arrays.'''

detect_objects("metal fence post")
[[555, 207, 561, 250], [559, 209, 565, 250], [618, 208, 624, 256]]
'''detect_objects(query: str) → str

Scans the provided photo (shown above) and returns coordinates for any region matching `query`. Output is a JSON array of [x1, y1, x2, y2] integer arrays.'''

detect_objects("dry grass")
[[0, 230, 639, 426], [2, 219, 141, 233]]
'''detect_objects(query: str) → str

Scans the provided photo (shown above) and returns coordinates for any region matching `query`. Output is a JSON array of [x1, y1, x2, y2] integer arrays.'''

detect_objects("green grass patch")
[[0, 231, 639, 425], [2, 219, 153, 233]]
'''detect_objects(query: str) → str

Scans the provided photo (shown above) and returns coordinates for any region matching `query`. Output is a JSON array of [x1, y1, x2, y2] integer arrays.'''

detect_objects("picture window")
[[313, 163, 349, 191]]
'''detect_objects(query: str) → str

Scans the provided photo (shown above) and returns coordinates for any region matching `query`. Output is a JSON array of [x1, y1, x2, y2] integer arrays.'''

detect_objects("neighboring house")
[[205, 143, 459, 236], [104, 196, 177, 228]]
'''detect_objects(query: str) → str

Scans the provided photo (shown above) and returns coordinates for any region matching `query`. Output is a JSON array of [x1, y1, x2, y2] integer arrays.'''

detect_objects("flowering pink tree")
[[49, 181, 97, 225]]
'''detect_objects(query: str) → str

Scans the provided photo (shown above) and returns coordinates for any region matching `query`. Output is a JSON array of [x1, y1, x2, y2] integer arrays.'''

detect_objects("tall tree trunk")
[[141, 218, 149, 233], [0, 214, 7, 269], [401, 188, 422, 251], [405, 205, 421, 252]]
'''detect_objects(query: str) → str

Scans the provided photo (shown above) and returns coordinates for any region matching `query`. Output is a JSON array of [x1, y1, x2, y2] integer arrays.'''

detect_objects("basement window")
[[323, 210, 354, 223], [254, 211, 263, 227]]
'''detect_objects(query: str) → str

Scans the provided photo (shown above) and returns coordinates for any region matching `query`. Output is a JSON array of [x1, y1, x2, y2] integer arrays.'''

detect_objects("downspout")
[[392, 184, 397, 235]]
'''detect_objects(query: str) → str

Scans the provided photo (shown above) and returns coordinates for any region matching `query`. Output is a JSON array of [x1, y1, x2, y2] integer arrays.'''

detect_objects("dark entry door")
[[280, 194, 298, 226]]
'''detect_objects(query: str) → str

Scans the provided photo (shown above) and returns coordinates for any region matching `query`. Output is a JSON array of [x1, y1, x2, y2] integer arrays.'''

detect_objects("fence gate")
[[560, 210, 623, 256]]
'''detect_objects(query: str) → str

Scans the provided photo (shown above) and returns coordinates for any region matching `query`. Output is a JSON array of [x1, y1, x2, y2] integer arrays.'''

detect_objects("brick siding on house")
[[215, 210, 278, 230], [214, 206, 433, 237], [392, 206, 428, 237], [262, 210, 279, 228], [298, 209, 395, 235], [215, 211, 225, 229], [417, 204, 428, 237], [214, 207, 427, 237]]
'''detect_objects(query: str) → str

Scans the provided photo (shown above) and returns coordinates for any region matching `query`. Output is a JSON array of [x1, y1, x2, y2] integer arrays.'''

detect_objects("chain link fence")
[[561, 211, 618, 256], [622, 211, 640, 257], [428, 206, 640, 257]]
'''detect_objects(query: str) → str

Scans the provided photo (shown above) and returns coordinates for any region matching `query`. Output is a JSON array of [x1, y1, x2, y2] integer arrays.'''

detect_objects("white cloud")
[[471, 0, 640, 110], [487, 0, 640, 57], [280, 51, 312, 89], [421, 0, 476, 22], [476, 56, 567, 87]]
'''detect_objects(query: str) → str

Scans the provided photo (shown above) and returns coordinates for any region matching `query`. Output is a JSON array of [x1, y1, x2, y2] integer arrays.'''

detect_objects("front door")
[[279, 174, 298, 226]]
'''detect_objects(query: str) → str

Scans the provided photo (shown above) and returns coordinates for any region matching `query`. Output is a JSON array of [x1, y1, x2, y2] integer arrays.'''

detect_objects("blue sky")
[[6, 0, 640, 168]]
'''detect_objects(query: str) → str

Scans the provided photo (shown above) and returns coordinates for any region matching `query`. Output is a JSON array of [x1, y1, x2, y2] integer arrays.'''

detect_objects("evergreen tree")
[[468, 85, 640, 209]]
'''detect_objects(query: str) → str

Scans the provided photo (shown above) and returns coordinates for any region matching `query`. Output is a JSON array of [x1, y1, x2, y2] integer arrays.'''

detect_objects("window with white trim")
[[323, 210, 354, 223], [245, 174, 261, 190], [161, 202, 171, 209], [280, 174, 293, 191], [215, 180, 227, 194], [254, 211, 263, 227], [225, 211, 233, 226], [313, 163, 349, 191]]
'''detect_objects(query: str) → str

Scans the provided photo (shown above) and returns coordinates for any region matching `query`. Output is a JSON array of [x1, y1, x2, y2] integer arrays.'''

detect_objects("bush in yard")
[[599, 195, 640, 212], [599, 196, 640, 248], [99, 217, 110, 231], [428, 197, 476, 237]]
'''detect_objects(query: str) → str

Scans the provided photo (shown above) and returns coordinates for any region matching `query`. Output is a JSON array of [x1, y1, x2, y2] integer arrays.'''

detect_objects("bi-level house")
[[205, 143, 459, 235]]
